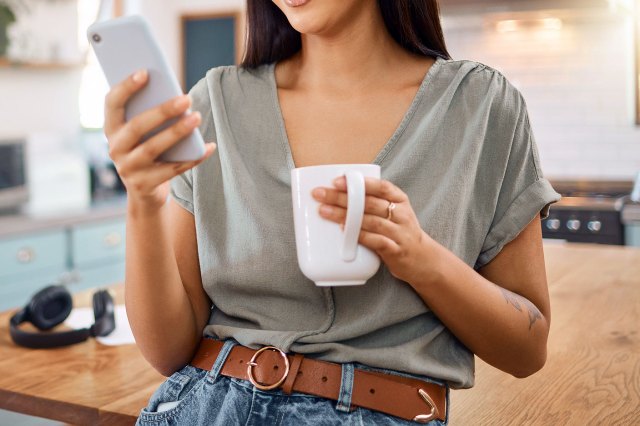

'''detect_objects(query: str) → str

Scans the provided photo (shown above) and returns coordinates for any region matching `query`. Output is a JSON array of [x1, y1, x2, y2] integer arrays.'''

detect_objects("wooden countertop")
[[0, 243, 638, 425], [450, 243, 640, 425]]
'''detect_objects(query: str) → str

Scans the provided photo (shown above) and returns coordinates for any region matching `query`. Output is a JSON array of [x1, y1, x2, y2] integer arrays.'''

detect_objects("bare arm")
[[411, 216, 550, 377], [104, 70, 215, 376], [125, 199, 212, 376], [315, 177, 551, 378]]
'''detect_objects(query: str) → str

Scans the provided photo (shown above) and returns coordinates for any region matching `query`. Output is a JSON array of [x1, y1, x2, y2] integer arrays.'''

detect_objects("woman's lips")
[[284, 0, 310, 7]]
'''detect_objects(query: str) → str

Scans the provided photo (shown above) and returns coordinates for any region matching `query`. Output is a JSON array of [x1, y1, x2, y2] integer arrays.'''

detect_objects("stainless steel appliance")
[[0, 138, 28, 212], [543, 181, 631, 245]]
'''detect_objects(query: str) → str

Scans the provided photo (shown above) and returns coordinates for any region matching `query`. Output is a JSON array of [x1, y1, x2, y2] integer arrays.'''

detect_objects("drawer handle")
[[58, 270, 81, 285], [103, 232, 123, 248], [16, 247, 36, 264]]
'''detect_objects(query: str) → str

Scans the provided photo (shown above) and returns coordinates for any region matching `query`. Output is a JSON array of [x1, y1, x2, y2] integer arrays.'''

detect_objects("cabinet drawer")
[[0, 266, 68, 312], [72, 261, 125, 292], [71, 219, 126, 267], [625, 224, 640, 247], [0, 230, 67, 279]]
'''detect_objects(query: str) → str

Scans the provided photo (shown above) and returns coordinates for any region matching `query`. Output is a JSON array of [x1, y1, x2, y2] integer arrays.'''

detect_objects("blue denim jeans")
[[136, 340, 449, 425]]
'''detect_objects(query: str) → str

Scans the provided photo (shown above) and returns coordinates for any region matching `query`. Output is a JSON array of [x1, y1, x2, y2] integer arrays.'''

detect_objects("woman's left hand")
[[312, 176, 437, 285]]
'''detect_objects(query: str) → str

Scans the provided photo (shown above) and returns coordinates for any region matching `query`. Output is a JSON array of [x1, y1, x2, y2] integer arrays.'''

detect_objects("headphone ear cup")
[[28, 285, 73, 331], [92, 290, 116, 337], [92, 290, 109, 319]]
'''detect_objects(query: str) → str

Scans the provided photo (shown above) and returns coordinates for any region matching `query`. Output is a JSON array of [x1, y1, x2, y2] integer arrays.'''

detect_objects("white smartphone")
[[88, 15, 206, 162]]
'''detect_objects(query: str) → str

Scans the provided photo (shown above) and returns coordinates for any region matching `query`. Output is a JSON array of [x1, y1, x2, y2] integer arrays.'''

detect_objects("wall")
[[141, 0, 639, 180], [442, 6, 640, 180], [3, 1, 636, 180], [0, 1, 82, 140], [139, 0, 245, 81]]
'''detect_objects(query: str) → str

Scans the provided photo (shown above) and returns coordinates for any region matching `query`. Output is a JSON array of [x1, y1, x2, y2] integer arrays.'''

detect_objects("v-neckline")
[[268, 56, 443, 171]]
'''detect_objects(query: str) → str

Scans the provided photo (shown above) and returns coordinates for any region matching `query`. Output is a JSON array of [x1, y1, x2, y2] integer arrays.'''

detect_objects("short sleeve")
[[169, 75, 214, 215], [475, 93, 561, 270], [170, 168, 194, 214]]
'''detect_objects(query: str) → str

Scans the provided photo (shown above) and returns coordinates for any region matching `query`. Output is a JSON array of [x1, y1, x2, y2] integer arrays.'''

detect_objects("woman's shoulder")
[[429, 57, 527, 128], [435, 57, 524, 105], [194, 64, 273, 92]]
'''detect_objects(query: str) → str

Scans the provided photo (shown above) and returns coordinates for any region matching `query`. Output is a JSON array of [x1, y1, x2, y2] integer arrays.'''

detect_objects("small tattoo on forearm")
[[500, 288, 522, 312], [500, 288, 542, 330], [523, 299, 543, 330]]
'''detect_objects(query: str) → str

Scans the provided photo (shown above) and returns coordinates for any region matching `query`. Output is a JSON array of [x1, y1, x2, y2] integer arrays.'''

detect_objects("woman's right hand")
[[104, 69, 216, 213]]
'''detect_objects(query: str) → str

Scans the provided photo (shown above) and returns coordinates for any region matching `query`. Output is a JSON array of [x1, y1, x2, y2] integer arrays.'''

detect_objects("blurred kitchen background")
[[0, 0, 639, 301], [0, 0, 639, 422], [1, 0, 639, 305]]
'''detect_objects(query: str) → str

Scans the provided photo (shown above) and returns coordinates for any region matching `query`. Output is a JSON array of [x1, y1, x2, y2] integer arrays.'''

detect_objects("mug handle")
[[341, 171, 366, 262]]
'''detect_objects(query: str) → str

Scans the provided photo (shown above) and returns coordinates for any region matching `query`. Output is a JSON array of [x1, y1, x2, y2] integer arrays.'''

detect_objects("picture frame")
[[180, 11, 243, 92]]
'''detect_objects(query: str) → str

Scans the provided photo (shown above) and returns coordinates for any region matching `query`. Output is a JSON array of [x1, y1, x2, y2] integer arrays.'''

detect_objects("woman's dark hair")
[[241, 0, 450, 68]]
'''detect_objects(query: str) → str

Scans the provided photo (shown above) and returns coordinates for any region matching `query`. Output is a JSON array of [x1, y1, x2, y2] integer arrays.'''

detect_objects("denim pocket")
[[137, 365, 208, 425], [358, 407, 446, 426]]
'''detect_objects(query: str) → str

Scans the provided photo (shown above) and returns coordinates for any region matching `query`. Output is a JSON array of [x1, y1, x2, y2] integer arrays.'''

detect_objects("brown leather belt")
[[190, 338, 446, 423]]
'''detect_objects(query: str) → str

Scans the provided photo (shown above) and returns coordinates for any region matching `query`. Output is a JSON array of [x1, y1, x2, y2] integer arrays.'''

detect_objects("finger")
[[128, 143, 216, 192], [124, 111, 202, 168], [115, 95, 193, 155], [360, 213, 401, 238], [358, 230, 401, 256], [312, 187, 347, 208], [104, 69, 148, 136], [313, 187, 393, 218], [318, 203, 347, 223], [318, 205, 400, 239], [333, 176, 407, 203]]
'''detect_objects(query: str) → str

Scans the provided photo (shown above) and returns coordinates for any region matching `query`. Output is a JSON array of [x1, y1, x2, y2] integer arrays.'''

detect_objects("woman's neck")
[[282, 5, 413, 93]]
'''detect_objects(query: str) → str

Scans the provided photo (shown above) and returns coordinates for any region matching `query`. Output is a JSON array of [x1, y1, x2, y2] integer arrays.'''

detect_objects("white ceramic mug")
[[291, 164, 381, 286]]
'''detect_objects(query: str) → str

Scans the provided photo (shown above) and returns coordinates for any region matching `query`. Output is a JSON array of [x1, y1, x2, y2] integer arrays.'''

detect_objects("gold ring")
[[386, 202, 397, 221]]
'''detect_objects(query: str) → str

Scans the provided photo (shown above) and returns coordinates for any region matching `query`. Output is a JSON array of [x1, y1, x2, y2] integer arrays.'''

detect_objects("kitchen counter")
[[0, 243, 638, 425], [0, 196, 127, 238], [450, 243, 640, 425]]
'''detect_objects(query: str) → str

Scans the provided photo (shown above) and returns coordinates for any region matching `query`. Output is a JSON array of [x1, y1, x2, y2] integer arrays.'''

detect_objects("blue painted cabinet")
[[0, 218, 126, 311], [0, 230, 68, 311], [70, 218, 126, 290], [626, 225, 640, 247]]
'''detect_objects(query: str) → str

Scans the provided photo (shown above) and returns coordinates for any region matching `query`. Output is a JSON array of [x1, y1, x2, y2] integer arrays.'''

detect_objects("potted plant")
[[0, 0, 32, 58], [0, 2, 16, 57]]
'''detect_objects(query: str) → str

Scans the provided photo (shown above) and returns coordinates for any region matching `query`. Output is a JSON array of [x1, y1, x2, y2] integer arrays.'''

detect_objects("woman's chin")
[[274, 0, 367, 37], [285, 14, 334, 36]]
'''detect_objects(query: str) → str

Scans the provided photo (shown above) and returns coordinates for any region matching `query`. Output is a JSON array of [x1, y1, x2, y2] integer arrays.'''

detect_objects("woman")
[[105, 0, 560, 424]]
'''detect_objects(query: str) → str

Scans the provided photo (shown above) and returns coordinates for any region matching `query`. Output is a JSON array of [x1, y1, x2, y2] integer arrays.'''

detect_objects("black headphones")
[[9, 285, 116, 349]]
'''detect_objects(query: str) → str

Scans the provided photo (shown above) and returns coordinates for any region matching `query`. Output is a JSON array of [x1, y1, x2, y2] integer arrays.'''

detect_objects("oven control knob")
[[546, 218, 561, 231], [587, 220, 602, 233], [567, 219, 581, 232]]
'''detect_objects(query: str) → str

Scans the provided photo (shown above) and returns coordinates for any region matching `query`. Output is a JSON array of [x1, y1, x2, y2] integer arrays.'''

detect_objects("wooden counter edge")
[[0, 388, 98, 425], [98, 408, 137, 426]]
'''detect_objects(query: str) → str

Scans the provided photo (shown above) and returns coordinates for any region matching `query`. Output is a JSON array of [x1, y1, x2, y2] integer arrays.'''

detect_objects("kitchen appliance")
[[543, 181, 631, 245], [83, 132, 126, 202], [0, 137, 28, 212], [622, 173, 640, 247], [622, 201, 640, 247]]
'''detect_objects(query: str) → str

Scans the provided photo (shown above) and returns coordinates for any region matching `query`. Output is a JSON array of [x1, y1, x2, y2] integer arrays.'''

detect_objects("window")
[[78, 0, 126, 129]]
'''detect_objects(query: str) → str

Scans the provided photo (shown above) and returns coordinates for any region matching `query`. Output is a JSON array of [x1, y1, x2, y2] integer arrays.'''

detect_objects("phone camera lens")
[[92, 34, 101, 43]]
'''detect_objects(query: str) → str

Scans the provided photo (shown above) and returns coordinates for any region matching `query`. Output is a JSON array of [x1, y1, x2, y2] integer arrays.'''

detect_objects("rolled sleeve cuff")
[[475, 179, 561, 269], [170, 187, 194, 214]]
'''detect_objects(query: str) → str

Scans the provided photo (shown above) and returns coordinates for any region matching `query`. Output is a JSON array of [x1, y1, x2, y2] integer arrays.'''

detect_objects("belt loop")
[[335, 363, 355, 413], [206, 339, 236, 382], [282, 353, 304, 395]]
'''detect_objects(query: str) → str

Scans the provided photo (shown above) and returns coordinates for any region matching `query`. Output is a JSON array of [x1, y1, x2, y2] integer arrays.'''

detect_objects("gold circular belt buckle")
[[246, 346, 290, 391]]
